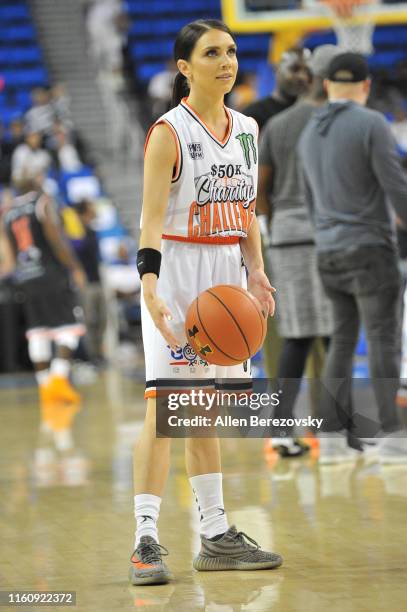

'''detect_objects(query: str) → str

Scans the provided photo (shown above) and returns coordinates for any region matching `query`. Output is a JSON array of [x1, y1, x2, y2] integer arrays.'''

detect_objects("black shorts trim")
[[146, 378, 217, 390]]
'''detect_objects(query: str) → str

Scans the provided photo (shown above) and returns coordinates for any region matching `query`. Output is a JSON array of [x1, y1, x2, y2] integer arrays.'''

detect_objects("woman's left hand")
[[248, 269, 276, 317]]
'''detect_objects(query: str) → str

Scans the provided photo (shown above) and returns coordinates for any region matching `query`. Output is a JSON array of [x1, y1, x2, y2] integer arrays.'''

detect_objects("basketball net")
[[320, 0, 378, 55]]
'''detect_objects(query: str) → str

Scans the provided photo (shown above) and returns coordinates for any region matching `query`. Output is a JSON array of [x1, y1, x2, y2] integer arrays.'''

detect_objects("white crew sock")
[[54, 429, 74, 452], [50, 358, 70, 378], [134, 493, 161, 548], [36, 369, 50, 387], [189, 473, 229, 539]]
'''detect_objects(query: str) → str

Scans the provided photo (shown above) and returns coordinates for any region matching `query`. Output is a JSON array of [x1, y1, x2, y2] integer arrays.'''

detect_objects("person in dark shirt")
[[0, 120, 24, 186], [242, 48, 312, 131], [242, 48, 312, 384], [0, 175, 86, 405], [0, 122, 12, 186], [74, 199, 107, 364], [257, 45, 340, 458]]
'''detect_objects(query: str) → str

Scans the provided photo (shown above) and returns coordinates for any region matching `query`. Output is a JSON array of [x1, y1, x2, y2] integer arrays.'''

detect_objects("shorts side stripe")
[[52, 324, 86, 338]]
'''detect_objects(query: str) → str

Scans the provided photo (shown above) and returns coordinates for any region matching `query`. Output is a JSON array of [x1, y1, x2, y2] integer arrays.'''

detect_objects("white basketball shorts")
[[141, 240, 251, 399]]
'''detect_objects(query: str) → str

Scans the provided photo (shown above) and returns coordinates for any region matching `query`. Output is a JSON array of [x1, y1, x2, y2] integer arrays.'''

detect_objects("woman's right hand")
[[144, 291, 181, 350]]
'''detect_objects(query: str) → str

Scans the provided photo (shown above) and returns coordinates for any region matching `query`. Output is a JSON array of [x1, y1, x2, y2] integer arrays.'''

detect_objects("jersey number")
[[11, 217, 34, 252]]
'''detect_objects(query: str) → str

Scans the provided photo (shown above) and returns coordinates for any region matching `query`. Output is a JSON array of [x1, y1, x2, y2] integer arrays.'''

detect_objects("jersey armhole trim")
[[144, 118, 183, 183], [35, 193, 49, 222], [250, 116, 259, 141]]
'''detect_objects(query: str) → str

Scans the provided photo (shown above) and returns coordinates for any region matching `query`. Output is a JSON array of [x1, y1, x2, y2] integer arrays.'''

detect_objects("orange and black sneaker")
[[129, 536, 172, 585], [40, 400, 80, 433], [270, 437, 310, 458], [42, 375, 81, 405], [39, 384, 53, 406]]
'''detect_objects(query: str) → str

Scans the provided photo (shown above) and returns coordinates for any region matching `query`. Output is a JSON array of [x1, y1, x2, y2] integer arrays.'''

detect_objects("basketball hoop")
[[319, 0, 378, 55]]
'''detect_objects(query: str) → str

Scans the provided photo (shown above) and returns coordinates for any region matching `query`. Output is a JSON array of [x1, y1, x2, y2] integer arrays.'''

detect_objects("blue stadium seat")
[[235, 35, 270, 55], [137, 62, 166, 83], [0, 2, 49, 136], [130, 32, 268, 57], [303, 31, 336, 49], [1, 107, 25, 126], [130, 18, 193, 37], [369, 50, 407, 67], [256, 60, 276, 98], [0, 46, 42, 65], [1, 67, 48, 89], [238, 57, 266, 73], [130, 40, 173, 60], [15, 90, 32, 110], [0, 91, 32, 112], [0, 5, 30, 22], [60, 167, 102, 205], [126, 0, 219, 13], [373, 26, 407, 45], [0, 25, 36, 42]]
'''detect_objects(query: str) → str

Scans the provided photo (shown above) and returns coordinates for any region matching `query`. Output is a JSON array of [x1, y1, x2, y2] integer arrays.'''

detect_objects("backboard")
[[221, 0, 407, 32]]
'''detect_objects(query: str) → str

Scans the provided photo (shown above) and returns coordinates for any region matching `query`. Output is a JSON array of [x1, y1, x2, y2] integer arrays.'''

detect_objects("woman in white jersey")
[[130, 20, 282, 585]]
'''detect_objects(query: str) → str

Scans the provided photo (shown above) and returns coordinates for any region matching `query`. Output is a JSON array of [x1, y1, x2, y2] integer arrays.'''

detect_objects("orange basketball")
[[184, 285, 267, 366]]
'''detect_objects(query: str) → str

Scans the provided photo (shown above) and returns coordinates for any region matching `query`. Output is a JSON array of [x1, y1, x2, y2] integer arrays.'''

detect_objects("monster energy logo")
[[236, 133, 257, 169]]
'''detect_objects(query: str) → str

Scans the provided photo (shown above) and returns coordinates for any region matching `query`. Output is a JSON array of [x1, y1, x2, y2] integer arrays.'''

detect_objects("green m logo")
[[236, 133, 257, 170]]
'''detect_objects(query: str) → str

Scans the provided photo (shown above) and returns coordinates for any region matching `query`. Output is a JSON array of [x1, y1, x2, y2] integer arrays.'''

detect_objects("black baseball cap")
[[327, 52, 369, 83]]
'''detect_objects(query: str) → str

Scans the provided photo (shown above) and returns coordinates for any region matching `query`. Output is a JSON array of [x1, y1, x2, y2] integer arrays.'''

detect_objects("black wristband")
[[137, 248, 162, 279]]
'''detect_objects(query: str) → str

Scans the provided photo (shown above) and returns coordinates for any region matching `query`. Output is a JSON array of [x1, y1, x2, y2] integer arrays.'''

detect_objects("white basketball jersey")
[[144, 98, 258, 244]]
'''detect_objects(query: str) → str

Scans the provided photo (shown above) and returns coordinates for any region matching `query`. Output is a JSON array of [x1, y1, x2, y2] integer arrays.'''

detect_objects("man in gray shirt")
[[298, 52, 407, 463], [257, 45, 340, 458]]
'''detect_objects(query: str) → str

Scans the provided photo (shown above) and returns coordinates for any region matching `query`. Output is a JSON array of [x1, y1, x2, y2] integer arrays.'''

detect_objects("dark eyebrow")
[[202, 44, 237, 51]]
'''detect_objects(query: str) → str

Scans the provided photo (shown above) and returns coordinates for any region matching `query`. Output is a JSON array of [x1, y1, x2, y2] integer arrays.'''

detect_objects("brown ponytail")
[[171, 71, 190, 108]]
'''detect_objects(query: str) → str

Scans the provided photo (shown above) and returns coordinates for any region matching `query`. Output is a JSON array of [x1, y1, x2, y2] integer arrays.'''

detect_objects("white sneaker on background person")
[[360, 437, 381, 463], [379, 430, 407, 464], [319, 431, 362, 465]]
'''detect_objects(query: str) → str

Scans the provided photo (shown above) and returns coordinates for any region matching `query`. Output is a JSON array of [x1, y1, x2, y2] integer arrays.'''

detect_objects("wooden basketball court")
[[0, 370, 406, 611]]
